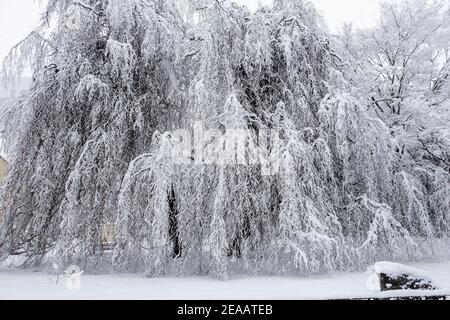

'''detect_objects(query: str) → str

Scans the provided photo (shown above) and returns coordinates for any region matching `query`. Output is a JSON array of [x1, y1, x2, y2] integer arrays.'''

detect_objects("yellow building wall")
[[0, 157, 5, 223], [0, 157, 5, 185]]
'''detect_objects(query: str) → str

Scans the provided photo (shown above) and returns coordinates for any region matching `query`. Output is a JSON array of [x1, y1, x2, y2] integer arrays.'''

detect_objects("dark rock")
[[379, 272, 437, 291]]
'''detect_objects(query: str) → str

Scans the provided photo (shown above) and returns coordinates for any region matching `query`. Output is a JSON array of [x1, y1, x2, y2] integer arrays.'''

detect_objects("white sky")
[[0, 0, 385, 65], [309, 0, 382, 31], [239, 0, 383, 31], [0, 0, 42, 69]]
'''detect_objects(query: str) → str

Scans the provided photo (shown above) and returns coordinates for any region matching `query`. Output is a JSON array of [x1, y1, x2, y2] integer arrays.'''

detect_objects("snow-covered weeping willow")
[[0, 0, 449, 277]]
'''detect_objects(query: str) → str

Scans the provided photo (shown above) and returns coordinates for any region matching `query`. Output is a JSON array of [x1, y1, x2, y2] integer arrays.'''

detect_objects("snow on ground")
[[0, 261, 449, 300]]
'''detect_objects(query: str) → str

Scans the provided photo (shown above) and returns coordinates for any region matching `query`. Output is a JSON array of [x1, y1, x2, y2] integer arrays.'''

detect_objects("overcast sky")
[[239, 0, 382, 31], [0, 0, 385, 66]]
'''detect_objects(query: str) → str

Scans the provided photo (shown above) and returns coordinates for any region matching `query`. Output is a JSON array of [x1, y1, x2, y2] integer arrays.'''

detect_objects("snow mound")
[[374, 261, 430, 279]]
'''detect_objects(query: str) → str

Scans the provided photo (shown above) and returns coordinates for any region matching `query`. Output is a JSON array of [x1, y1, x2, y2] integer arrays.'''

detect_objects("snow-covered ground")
[[0, 261, 449, 300]]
